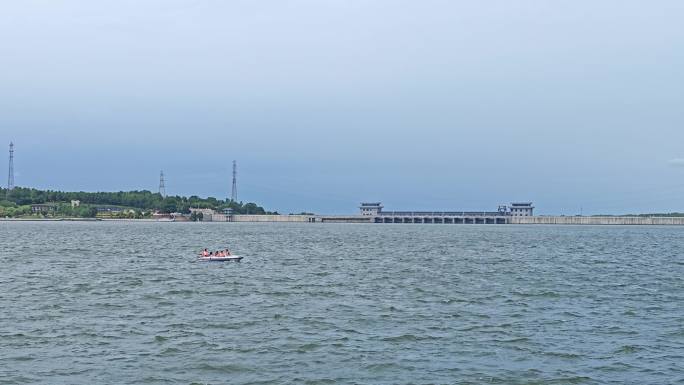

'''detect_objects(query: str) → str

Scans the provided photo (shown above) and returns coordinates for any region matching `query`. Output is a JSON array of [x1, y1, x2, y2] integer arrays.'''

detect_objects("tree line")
[[0, 187, 275, 217]]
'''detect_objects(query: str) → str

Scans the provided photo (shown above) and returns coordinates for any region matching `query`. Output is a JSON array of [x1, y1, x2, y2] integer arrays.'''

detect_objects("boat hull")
[[198, 256, 243, 262]]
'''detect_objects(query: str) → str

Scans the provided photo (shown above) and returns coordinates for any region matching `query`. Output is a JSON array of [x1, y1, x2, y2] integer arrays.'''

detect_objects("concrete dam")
[[354, 202, 532, 225], [369, 211, 509, 224], [511, 216, 684, 226], [231, 202, 533, 224], [200, 202, 684, 225]]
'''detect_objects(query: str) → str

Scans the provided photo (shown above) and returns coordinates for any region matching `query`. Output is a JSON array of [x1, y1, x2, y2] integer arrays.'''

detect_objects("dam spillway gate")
[[371, 212, 509, 224]]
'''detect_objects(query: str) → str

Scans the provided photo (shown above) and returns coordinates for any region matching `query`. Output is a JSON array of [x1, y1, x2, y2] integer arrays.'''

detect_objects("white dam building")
[[509, 202, 534, 217]]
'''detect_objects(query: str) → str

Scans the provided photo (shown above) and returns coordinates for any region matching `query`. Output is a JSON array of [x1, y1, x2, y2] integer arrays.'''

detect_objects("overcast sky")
[[1, 0, 683, 214]]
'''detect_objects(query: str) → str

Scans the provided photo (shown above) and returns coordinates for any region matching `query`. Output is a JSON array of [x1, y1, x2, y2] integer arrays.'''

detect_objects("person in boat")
[[225, 248, 232, 256], [220, 250, 227, 257], [201, 249, 209, 257]]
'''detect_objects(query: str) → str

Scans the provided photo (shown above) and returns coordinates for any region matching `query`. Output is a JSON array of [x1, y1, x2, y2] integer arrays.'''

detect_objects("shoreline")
[[0, 217, 101, 222], [4, 215, 684, 225]]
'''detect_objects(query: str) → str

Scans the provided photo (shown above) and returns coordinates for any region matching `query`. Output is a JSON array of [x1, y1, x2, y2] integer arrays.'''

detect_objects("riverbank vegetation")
[[0, 187, 274, 218]]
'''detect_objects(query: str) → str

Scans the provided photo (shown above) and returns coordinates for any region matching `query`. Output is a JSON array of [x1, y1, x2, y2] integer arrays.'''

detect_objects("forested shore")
[[0, 187, 274, 218]]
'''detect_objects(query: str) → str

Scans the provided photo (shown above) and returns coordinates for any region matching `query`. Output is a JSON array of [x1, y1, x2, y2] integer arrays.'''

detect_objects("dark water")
[[1, 222, 683, 384]]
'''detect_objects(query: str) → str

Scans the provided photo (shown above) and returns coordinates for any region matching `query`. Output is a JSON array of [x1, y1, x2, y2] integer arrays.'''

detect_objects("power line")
[[231, 160, 237, 203], [7, 142, 14, 198], [159, 170, 166, 198]]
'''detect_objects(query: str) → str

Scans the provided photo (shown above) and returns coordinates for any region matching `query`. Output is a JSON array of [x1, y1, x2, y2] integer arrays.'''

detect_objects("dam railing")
[[379, 211, 505, 217]]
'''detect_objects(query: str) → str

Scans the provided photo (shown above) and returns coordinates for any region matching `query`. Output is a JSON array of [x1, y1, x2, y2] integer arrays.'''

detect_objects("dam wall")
[[231, 214, 313, 222], [511, 216, 684, 225], [208, 212, 684, 226], [229, 215, 370, 223]]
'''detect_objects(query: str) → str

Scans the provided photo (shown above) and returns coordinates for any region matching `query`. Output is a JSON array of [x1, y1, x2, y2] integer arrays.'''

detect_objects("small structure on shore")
[[31, 204, 57, 214], [190, 208, 215, 221], [96, 206, 123, 213]]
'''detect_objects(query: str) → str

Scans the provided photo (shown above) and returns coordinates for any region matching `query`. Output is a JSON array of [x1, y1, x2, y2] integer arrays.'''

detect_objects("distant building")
[[71, 200, 80, 208], [96, 206, 123, 213], [360, 202, 383, 216], [208, 208, 234, 222], [152, 212, 172, 220], [190, 208, 214, 221], [31, 204, 57, 213], [509, 202, 534, 217], [171, 213, 190, 222], [190, 208, 214, 215]]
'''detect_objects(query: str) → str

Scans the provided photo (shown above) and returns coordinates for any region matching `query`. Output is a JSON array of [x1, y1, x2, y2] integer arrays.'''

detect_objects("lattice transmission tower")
[[159, 170, 166, 198], [231, 160, 237, 203], [6, 142, 14, 198]]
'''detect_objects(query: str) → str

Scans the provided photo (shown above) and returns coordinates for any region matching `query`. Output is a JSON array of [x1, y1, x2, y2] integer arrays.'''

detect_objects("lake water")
[[1, 222, 683, 384]]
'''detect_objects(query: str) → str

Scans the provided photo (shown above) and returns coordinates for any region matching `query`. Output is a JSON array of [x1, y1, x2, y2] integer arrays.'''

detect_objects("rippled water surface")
[[1, 222, 683, 384]]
